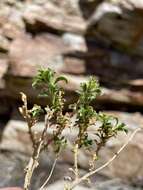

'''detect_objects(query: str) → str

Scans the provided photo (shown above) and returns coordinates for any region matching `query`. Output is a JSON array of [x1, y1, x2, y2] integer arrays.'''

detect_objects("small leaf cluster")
[[72, 77, 101, 147], [77, 77, 101, 105], [30, 104, 44, 118], [94, 113, 128, 154], [32, 68, 67, 113], [97, 112, 128, 137]]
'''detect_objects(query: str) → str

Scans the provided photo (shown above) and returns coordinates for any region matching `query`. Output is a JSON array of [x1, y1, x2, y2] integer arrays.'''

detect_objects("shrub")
[[19, 68, 139, 190]]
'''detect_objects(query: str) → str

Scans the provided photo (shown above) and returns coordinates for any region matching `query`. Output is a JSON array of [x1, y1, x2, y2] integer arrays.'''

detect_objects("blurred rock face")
[[1, 0, 143, 51], [0, 0, 143, 108], [0, 1, 143, 189], [0, 188, 22, 190], [85, 0, 143, 55]]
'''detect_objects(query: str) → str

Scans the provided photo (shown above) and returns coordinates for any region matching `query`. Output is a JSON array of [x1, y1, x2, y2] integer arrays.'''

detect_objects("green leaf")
[[30, 104, 43, 117], [55, 76, 68, 84], [116, 123, 128, 133]]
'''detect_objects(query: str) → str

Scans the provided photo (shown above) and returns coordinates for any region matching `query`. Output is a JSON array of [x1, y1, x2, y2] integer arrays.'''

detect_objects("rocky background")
[[0, 0, 143, 189]]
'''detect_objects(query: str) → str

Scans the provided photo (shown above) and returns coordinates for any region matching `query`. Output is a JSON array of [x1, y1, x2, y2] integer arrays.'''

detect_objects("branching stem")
[[70, 127, 141, 189], [39, 158, 58, 190], [24, 116, 50, 190], [24, 140, 43, 190]]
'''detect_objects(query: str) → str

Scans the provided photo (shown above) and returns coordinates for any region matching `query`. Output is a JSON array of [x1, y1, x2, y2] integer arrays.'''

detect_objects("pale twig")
[[28, 124, 36, 148], [74, 144, 79, 181], [24, 116, 50, 190], [39, 158, 58, 190], [70, 127, 141, 189], [24, 140, 43, 190]]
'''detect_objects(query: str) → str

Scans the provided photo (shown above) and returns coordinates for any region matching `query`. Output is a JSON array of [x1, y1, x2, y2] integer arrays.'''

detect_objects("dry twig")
[[70, 127, 141, 189], [39, 158, 58, 190]]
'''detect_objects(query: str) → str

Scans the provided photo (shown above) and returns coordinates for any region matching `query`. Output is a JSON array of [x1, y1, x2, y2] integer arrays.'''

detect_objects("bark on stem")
[[24, 140, 43, 190]]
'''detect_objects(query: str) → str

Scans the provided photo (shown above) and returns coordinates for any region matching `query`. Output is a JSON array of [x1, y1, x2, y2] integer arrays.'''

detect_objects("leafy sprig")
[[19, 68, 128, 190], [32, 68, 67, 113]]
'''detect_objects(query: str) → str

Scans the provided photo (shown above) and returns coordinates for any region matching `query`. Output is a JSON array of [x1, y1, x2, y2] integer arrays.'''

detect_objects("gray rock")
[[8, 33, 67, 77], [95, 179, 142, 190], [0, 149, 73, 189], [62, 33, 86, 52], [0, 150, 25, 188], [23, 1, 86, 34], [43, 180, 93, 190], [86, 0, 143, 56]]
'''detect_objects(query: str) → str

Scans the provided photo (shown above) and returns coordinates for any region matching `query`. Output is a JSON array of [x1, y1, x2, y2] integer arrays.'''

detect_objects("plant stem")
[[70, 127, 141, 189], [24, 116, 50, 190], [24, 140, 43, 190], [39, 158, 57, 190], [74, 144, 79, 181]]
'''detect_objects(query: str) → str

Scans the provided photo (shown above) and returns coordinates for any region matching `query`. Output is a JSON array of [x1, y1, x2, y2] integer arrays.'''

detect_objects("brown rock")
[[8, 33, 67, 77], [85, 0, 143, 56], [127, 79, 143, 91], [0, 188, 22, 190], [0, 35, 10, 52], [4, 72, 143, 108], [79, 0, 103, 19], [23, 1, 86, 34], [81, 43, 143, 89], [0, 58, 8, 89], [0, 120, 44, 153], [62, 57, 85, 75], [99, 88, 143, 106], [0, 0, 143, 111], [0, 2, 24, 40]]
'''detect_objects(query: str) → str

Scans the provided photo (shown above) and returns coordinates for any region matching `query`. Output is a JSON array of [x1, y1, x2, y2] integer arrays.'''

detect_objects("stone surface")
[[23, 1, 86, 34], [44, 180, 93, 190], [4, 72, 143, 109], [0, 188, 22, 190], [0, 58, 8, 88], [8, 33, 67, 77], [0, 151, 25, 188], [0, 149, 73, 189], [86, 0, 143, 56], [82, 45, 143, 88], [0, 36, 10, 52], [0, 0, 143, 110], [95, 179, 142, 190], [0, 1, 24, 42]]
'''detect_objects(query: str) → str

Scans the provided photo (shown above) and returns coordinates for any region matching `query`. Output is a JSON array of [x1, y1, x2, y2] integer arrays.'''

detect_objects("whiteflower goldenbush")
[[19, 68, 128, 190]]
